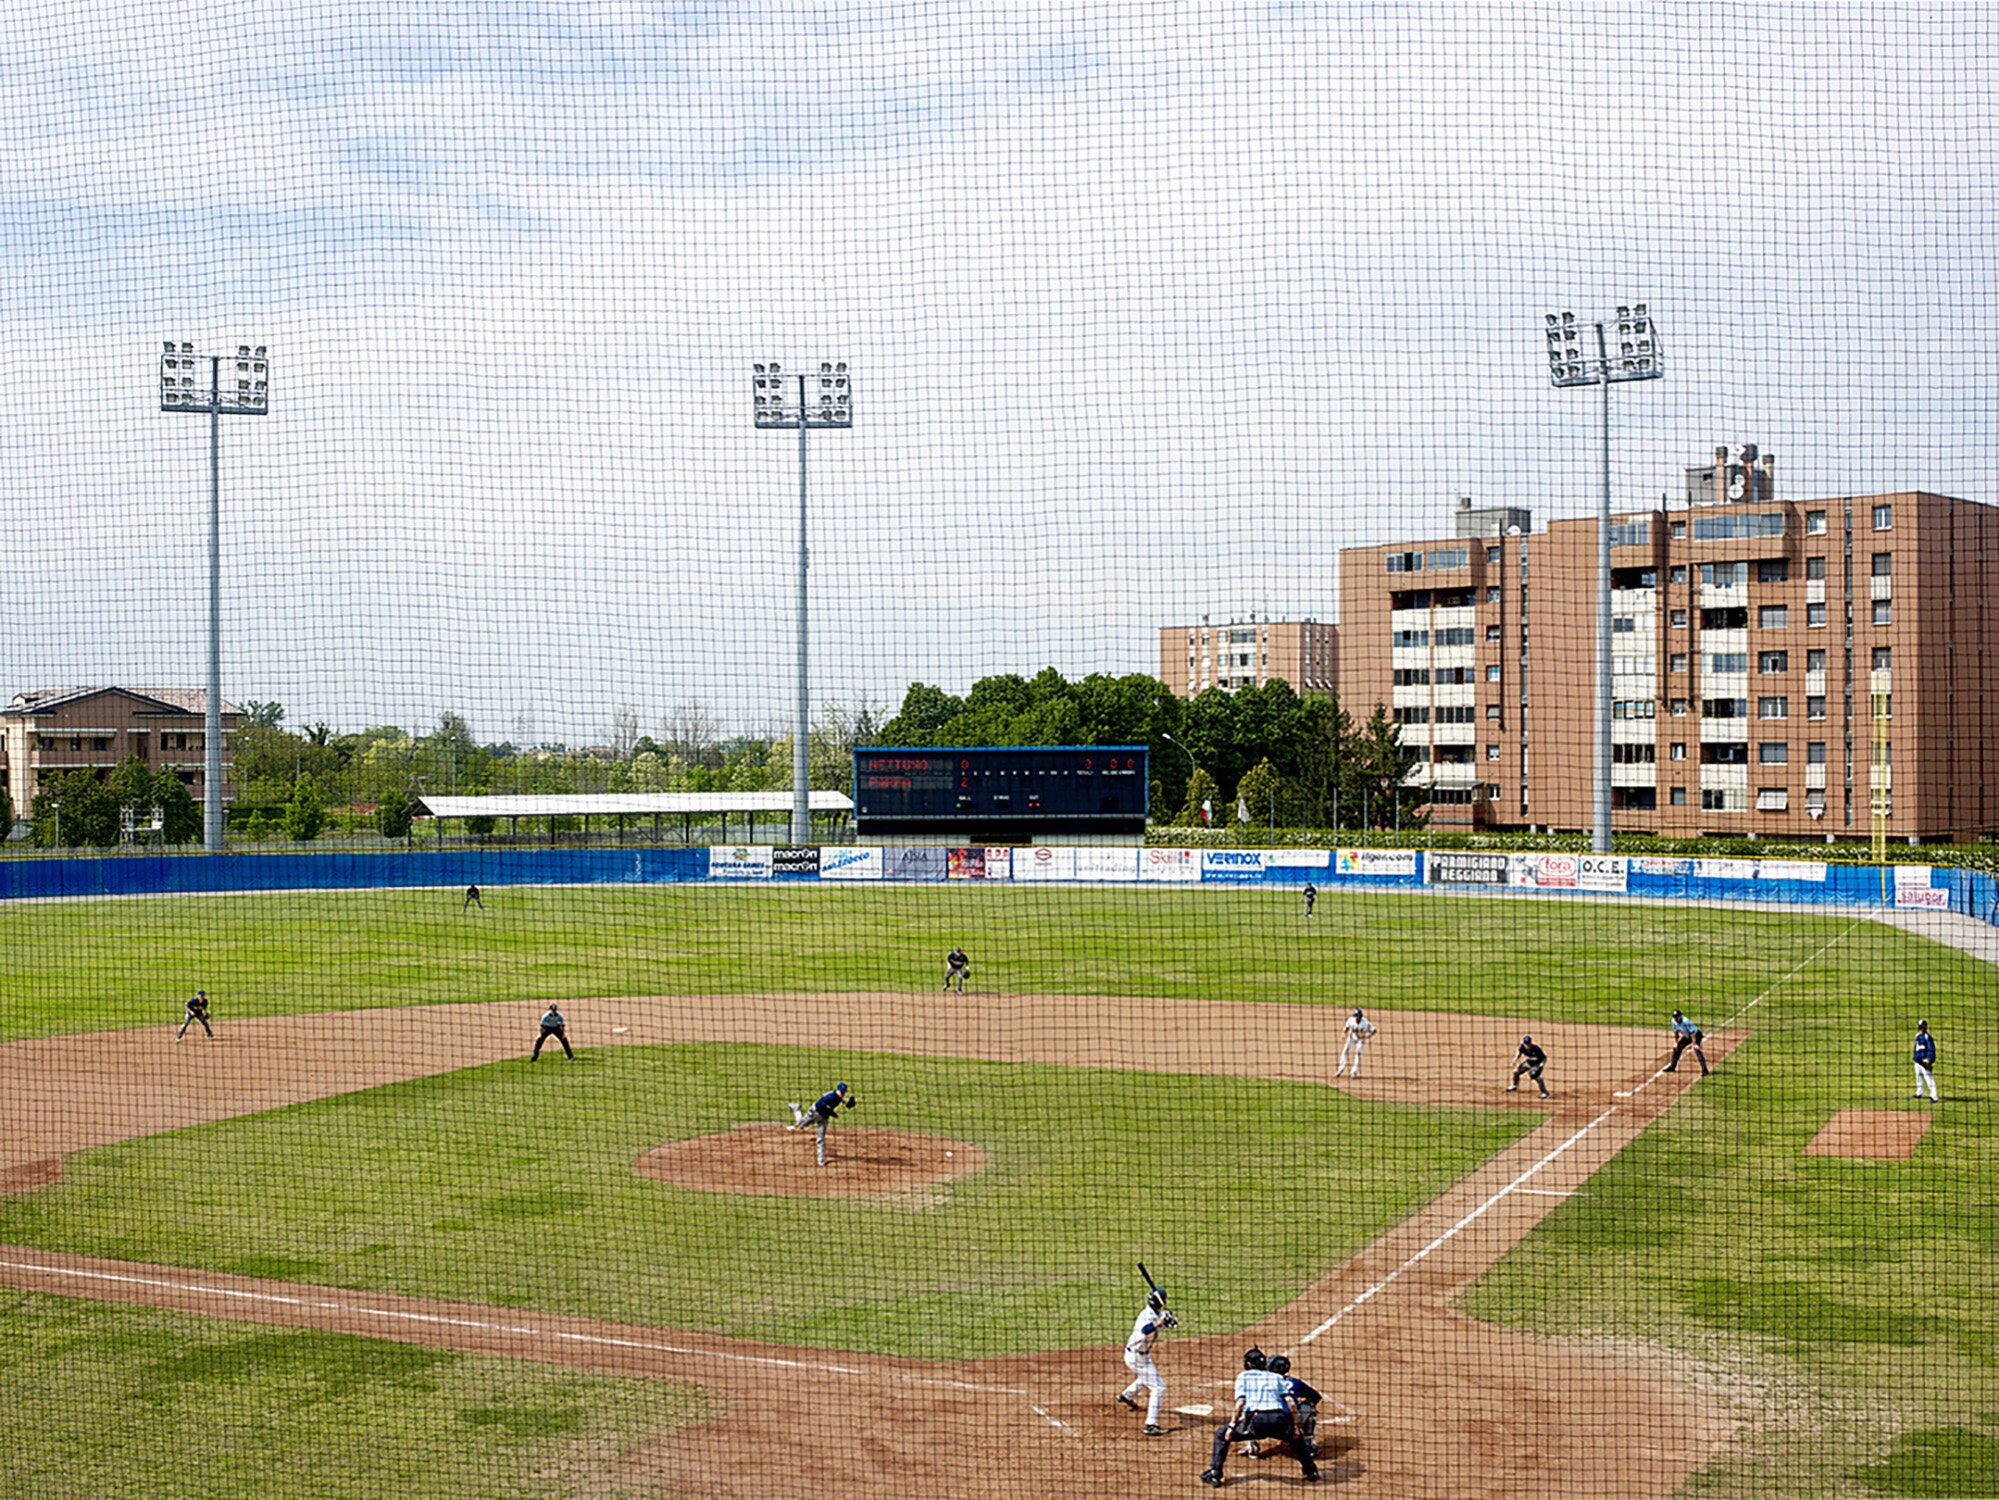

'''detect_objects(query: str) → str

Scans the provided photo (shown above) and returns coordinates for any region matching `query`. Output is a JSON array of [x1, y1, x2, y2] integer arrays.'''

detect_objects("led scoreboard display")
[[852, 745, 1149, 835]]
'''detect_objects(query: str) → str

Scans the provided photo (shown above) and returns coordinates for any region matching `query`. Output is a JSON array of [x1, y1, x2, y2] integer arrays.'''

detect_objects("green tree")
[[0, 784, 12, 843], [376, 787, 413, 840], [106, 756, 156, 839], [1235, 757, 1300, 831], [878, 682, 962, 745], [152, 770, 202, 845], [284, 777, 327, 842], [51, 770, 119, 848], [1349, 703, 1421, 829]]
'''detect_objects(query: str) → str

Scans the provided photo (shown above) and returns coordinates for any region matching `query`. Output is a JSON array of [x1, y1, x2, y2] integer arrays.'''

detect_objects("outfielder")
[[1116, 1285, 1177, 1436], [1667, 1009, 1709, 1075], [1507, 1034, 1549, 1099], [788, 1082, 857, 1166], [175, 989, 213, 1043], [1333, 1008, 1376, 1078], [1302, 881, 1316, 918], [1201, 1346, 1318, 1487], [1911, 1019, 1939, 1101]]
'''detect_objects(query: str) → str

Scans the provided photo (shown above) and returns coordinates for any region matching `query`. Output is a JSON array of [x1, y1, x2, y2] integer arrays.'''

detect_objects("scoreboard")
[[852, 745, 1149, 836]]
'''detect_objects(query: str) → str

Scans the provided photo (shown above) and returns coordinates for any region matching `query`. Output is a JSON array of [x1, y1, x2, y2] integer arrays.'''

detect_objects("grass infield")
[[3, 883, 1995, 1497]]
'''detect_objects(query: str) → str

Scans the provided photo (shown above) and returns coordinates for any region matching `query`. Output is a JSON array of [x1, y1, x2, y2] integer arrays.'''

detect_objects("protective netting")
[[2, 5, 1994, 1498]]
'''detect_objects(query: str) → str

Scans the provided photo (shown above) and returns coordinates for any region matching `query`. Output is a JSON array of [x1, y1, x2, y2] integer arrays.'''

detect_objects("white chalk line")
[[1295, 1106, 1618, 1347], [0, 1255, 1032, 1399]]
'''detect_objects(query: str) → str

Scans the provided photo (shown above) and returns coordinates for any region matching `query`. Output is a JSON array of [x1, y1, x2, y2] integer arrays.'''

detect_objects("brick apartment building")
[[1165, 445, 1999, 842], [1158, 616, 1338, 699], [0, 687, 239, 823]]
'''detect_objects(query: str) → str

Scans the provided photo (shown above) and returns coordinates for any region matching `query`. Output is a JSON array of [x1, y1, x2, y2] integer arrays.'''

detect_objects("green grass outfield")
[[3, 884, 1996, 1497]]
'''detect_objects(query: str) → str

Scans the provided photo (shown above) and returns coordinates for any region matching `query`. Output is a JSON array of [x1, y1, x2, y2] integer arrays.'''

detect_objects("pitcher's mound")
[[636, 1124, 987, 1199]]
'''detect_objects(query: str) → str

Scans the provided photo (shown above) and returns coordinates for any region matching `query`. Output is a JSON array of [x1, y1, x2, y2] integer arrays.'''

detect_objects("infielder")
[[788, 1082, 857, 1166], [176, 989, 213, 1042], [1333, 1008, 1376, 1078], [1667, 1009, 1709, 1075], [1507, 1034, 1549, 1099], [942, 946, 971, 994], [1116, 1285, 1177, 1436], [1201, 1346, 1318, 1487], [1911, 1019, 1939, 1101], [531, 1003, 574, 1060]]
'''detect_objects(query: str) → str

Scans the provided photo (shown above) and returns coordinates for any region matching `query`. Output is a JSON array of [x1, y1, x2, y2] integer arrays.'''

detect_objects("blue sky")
[[4, 2, 1995, 742]]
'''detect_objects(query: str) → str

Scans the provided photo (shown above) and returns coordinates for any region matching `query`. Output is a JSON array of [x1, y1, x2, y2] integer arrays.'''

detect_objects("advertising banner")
[[1335, 848, 1418, 879], [818, 846, 883, 881], [1633, 856, 1693, 877], [1201, 849, 1265, 882], [1427, 851, 1510, 887], [708, 846, 774, 879], [947, 847, 988, 880], [1075, 846, 1139, 882], [885, 844, 948, 881], [1018, 845, 1076, 881], [1754, 860, 1828, 883], [983, 846, 1013, 881], [772, 846, 820, 877], [1140, 847, 1201, 882], [1894, 866, 1948, 908], [1262, 848, 1330, 869]]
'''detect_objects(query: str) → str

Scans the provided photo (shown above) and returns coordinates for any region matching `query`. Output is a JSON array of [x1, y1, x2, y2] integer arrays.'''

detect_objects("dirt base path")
[[0, 994, 1740, 1498]]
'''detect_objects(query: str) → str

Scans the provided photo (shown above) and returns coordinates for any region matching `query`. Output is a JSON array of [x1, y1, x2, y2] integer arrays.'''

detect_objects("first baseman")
[[1911, 1019, 1939, 1101], [1117, 1284, 1177, 1435], [1507, 1035, 1549, 1099], [1333, 1008, 1376, 1078], [942, 946, 971, 994], [789, 1082, 857, 1166]]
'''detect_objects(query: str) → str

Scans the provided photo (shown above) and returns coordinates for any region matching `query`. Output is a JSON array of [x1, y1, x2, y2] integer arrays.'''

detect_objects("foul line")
[[1294, 1106, 1618, 1347], [0, 1255, 1033, 1400]]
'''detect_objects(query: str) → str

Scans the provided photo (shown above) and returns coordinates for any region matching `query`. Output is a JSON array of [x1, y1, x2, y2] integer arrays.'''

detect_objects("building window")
[[1708, 653, 1748, 673], [1486, 744, 1500, 761], [1758, 696, 1789, 719], [1759, 651, 1788, 674], [1806, 555, 1826, 580], [1485, 704, 1501, 722], [1807, 603, 1828, 628], [1807, 649, 1827, 672], [1702, 561, 1748, 588], [1671, 786, 1687, 806], [1670, 653, 1688, 673], [1485, 586, 1501, 603], [1807, 741, 1827, 764], [1873, 646, 1893, 670], [1872, 599, 1891, 625], [1805, 788, 1826, 814], [1670, 698, 1689, 716], [1758, 559, 1789, 584], [1807, 695, 1828, 720], [1670, 742, 1687, 761], [1670, 520, 1687, 539], [1486, 545, 1502, 564], [1759, 742, 1789, 764], [1612, 615, 1636, 633], [1670, 565, 1688, 585], [1873, 504, 1893, 530], [1703, 697, 1749, 718], [1806, 510, 1827, 534], [1872, 551, 1893, 577], [1485, 625, 1501, 642], [1757, 787, 1790, 811], [1671, 608, 1688, 628], [1758, 605, 1788, 629], [1486, 664, 1501, 682]]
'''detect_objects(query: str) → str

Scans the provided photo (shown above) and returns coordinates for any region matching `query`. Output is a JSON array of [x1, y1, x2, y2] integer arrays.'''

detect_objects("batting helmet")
[[1243, 1347, 1267, 1370], [1268, 1354, 1291, 1376], [1147, 1286, 1169, 1312]]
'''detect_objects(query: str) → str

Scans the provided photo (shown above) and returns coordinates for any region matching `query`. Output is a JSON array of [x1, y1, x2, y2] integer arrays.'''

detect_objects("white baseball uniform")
[[1120, 1301, 1170, 1425], [1334, 1011, 1377, 1077]]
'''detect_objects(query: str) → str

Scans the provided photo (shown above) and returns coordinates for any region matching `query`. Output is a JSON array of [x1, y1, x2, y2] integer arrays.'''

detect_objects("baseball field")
[[0, 883, 1991, 1498]]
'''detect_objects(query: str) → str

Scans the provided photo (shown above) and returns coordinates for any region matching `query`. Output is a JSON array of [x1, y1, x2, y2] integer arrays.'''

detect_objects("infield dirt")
[[2, 992, 1740, 1498]]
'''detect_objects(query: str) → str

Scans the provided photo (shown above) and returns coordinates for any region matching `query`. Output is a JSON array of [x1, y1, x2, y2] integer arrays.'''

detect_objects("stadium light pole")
[[752, 360, 852, 845], [160, 340, 269, 851], [1161, 731, 1209, 823], [1544, 305, 1662, 854]]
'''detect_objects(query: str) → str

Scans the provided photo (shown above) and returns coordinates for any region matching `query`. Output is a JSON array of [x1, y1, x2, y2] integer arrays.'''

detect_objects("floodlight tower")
[[1544, 305, 1662, 854], [160, 341, 270, 851], [752, 360, 852, 845]]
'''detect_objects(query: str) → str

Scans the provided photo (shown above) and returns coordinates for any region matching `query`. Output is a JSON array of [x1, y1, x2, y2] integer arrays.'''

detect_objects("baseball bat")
[[1138, 1260, 1161, 1294]]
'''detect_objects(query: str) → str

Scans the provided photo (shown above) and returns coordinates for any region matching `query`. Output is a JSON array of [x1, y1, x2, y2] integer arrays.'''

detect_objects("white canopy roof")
[[414, 791, 853, 819]]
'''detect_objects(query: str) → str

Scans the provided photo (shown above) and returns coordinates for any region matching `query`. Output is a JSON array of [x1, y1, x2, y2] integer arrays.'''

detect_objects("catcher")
[[1667, 1009, 1709, 1076], [1201, 1347, 1319, 1487], [1506, 1034, 1549, 1099]]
